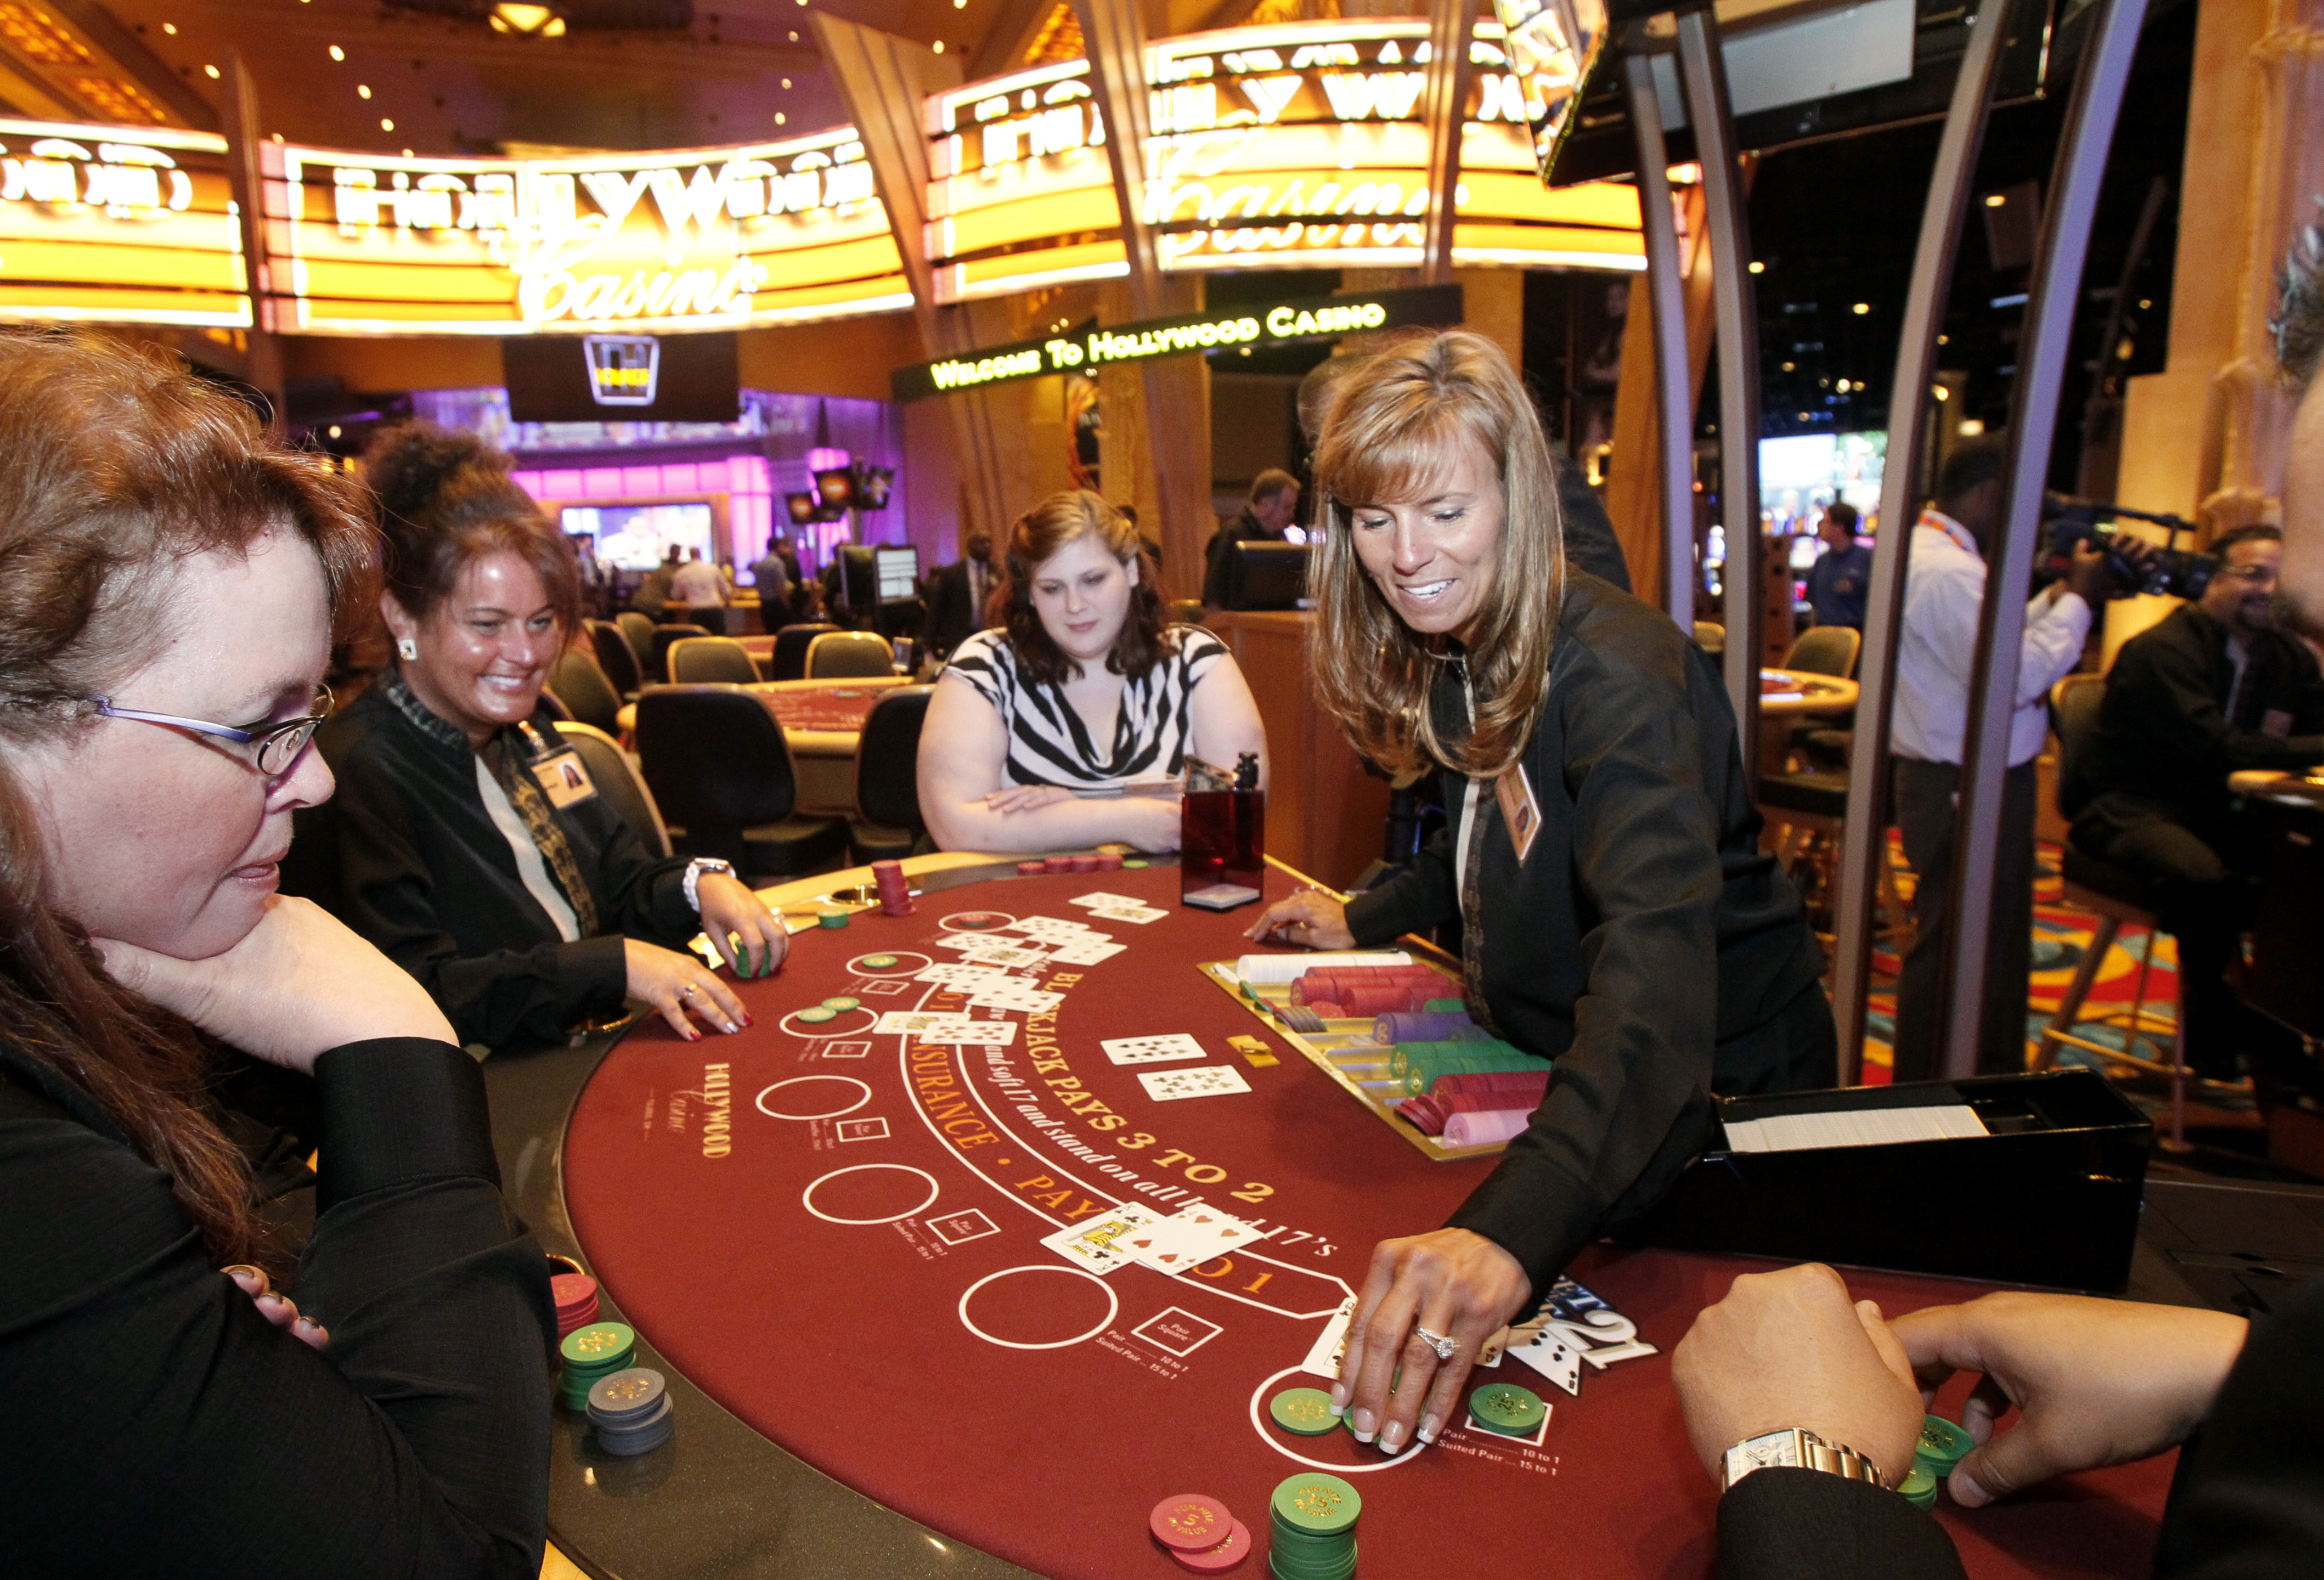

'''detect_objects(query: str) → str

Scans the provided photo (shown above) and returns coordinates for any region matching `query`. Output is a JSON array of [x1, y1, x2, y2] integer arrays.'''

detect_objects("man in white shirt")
[[1889, 439, 2114, 1082], [670, 547, 727, 633]]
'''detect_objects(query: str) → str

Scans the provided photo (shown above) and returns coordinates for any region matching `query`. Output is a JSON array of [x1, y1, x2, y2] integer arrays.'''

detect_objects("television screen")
[[561, 502, 712, 572], [1223, 541, 1311, 611], [873, 546, 920, 602]]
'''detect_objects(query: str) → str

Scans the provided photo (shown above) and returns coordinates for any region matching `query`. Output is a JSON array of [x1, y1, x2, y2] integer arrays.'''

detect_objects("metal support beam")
[[1072, 0, 1165, 315], [218, 50, 281, 432], [1419, 0, 1481, 286], [1621, 50, 1695, 629], [1829, 0, 2011, 1081], [1941, 0, 2152, 1078], [1675, 10, 1762, 781]]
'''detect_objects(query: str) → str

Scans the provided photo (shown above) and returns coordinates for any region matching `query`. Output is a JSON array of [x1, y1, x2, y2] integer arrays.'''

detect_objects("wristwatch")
[[1720, 1428, 1891, 1494], [682, 857, 735, 913]]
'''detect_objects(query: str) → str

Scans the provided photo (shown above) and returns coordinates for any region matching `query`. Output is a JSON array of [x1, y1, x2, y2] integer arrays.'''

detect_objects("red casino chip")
[[1172, 1517, 1252, 1572], [1150, 1493, 1231, 1553]]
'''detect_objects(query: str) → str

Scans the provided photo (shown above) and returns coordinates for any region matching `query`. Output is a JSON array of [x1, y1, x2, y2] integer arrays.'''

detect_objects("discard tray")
[[1197, 952, 1509, 1163]]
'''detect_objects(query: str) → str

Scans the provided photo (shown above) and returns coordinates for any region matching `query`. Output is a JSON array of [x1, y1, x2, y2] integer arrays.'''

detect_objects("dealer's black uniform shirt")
[[1343, 574, 1826, 1290], [0, 1037, 553, 1577], [285, 684, 699, 1049]]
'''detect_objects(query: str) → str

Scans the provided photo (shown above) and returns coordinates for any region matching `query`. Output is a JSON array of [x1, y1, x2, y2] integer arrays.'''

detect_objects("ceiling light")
[[774, 111, 786, 123], [1958, 419, 1985, 436], [489, 3, 566, 36], [933, 40, 944, 52], [1852, 302, 1870, 315], [358, 84, 372, 98], [781, 77, 791, 88], [1984, 193, 2006, 207], [1780, 362, 1794, 372], [1747, 261, 1763, 274], [329, 44, 344, 60], [162, 22, 176, 33], [1931, 384, 1949, 401], [204, 63, 219, 77], [380, 117, 394, 130]]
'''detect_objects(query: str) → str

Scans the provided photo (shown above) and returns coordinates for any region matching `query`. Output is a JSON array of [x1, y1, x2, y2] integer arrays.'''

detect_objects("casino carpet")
[[1857, 837, 2179, 1085]]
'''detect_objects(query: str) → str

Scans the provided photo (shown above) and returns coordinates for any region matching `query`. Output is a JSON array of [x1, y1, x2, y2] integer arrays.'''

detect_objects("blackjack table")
[[486, 853, 2187, 1580]]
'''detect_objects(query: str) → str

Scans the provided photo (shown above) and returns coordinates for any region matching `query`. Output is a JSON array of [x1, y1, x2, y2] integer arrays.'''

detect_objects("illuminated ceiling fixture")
[[1494, 0, 1610, 185], [490, 3, 566, 36]]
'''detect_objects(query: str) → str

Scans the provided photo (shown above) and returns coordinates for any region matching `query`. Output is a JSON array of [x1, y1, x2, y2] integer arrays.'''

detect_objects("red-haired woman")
[[918, 490, 1267, 853], [0, 334, 551, 1573], [1246, 331, 1833, 1459]]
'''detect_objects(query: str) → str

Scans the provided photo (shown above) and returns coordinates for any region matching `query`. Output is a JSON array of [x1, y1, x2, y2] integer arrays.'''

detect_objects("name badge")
[[1495, 763, 1541, 865], [532, 749, 597, 809]]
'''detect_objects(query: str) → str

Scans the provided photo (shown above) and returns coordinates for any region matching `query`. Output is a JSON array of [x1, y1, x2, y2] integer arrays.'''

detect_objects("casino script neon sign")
[[889, 283, 1457, 401]]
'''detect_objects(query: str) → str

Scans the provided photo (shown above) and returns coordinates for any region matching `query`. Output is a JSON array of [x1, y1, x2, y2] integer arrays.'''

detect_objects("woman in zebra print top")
[[918, 490, 1267, 854]]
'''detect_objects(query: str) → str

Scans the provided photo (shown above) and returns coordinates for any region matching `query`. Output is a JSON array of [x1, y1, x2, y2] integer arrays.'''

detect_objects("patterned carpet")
[[1855, 838, 2179, 1085]]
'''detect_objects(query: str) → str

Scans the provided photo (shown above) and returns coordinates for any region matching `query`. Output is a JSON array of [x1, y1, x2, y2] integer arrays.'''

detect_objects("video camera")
[[2040, 493, 2216, 600]]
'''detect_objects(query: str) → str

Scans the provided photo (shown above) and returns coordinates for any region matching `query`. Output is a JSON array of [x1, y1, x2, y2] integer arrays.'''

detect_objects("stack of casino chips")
[[551, 1272, 600, 1339], [871, 859, 914, 916], [1149, 1493, 1251, 1572], [1467, 1381, 1548, 1438], [1268, 1472, 1360, 1580], [1396, 1069, 1551, 1137], [586, 1367, 675, 1457], [1288, 964, 1456, 1020], [1389, 1039, 1542, 1094], [1014, 852, 1127, 876], [1903, 1413, 1975, 1509], [557, 1322, 637, 1410]]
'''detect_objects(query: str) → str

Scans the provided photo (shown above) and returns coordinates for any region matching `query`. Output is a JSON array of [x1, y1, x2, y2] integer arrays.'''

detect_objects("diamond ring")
[[1412, 1324, 1457, 1361]]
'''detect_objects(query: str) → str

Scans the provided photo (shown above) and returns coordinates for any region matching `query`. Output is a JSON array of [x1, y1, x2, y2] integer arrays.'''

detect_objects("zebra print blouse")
[[941, 624, 1230, 792]]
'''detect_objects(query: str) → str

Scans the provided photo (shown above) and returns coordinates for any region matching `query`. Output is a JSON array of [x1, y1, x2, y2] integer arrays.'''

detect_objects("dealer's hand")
[[1673, 1263, 1922, 1488], [1331, 1228, 1531, 1454], [624, 938, 749, 1041], [1891, 1291, 2247, 1507], [1244, 887, 1354, 949], [696, 871, 787, 979]]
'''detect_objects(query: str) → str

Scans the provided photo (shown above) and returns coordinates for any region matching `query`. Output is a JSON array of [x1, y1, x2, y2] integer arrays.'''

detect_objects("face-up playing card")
[[1067, 891, 1144, 911], [1039, 1204, 1161, 1275], [1088, 903, 1166, 926], [872, 1012, 1018, 1045], [1047, 938, 1126, 966], [1136, 1065, 1251, 1102], [1007, 915, 1092, 940], [916, 962, 1015, 987], [1301, 1296, 1358, 1380], [1126, 1205, 1263, 1273], [1102, 1033, 1208, 1066], [968, 983, 1063, 1015], [1505, 1322, 1583, 1396], [1474, 1325, 1509, 1369], [956, 941, 1048, 969]]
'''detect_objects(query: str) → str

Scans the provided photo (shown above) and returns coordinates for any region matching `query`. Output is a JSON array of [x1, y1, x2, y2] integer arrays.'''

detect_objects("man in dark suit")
[[1202, 470, 1301, 607], [924, 530, 998, 661]]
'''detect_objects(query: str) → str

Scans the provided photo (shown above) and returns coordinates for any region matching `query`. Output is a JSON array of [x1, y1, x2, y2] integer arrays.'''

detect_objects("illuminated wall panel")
[[265, 128, 911, 337], [0, 118, 246, 326]]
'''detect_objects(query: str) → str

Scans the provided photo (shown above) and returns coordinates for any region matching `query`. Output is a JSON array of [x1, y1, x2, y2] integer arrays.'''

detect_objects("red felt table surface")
[[759, 684, 884, 733], [562, 864, 2174, 1579]]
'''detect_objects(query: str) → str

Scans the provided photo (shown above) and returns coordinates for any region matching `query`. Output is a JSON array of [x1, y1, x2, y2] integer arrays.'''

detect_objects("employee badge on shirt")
[[1495, 763, 1542, 865], [531, 749, 598, 809]]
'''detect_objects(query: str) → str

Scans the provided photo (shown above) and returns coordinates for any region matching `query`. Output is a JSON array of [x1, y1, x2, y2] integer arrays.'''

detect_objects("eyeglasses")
[[2219, 562, 2279, 586], [87, 685, 334, 775]]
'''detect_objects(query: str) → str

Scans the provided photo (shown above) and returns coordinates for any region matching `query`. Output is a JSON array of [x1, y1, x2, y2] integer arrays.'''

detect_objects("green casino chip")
[[797, 1007, 837, 1024], [816, 909, 848, 929], [1915, 1414, 1974, 1478], [820, 996, 860, 1011], [1469, 1381, 1547, 1435], [861, 954, 902, 970], [559, 1323, 636, 1368], [1270, 1472, 1360, 1536], [1122, 859, 1148, 868], [1268, 1387, 1340, 1436], [1900, 1464, 1938, 1510]]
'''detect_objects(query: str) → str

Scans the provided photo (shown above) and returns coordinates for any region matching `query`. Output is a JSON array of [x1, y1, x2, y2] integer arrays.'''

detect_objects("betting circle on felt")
[[554, 862, 2181, 1580]]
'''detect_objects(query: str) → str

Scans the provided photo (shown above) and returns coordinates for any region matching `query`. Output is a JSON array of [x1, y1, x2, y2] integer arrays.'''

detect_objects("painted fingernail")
[[293, 1315, 324, 1336], [256, 1292, 289, 1313], [1418, 1413, 1442, 1444], [222, 1264, 266, 1291], [1379, 1420, 1404, 1453], [1350, 1409, 1375, 1442], [684, 1028, 702, 1042]]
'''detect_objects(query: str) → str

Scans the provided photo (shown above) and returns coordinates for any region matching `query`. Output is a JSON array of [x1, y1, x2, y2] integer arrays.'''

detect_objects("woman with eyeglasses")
[[285, 422, 785, 1051], [0, 333, 551, 1573]]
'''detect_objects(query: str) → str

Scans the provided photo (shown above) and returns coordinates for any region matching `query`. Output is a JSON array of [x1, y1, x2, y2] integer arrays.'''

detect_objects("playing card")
[[1046, 938, 1126, 966], [1300, 1296, 1358, 1380], [968, 983, 1064, 1014], [915, 962, 1014, 986], [1505, 1322, 1583, 1396], [1135, 1065, 1251, 1101], [1067, 891, 1144, 910], [1087, 903, 1166, 925], [956, 941, 1048, 969], [1007, 915, 1092, 940], [1039, 1204, 1161, 1274], [873, 1012, 1018, 1045], [1101, 1032, 1208, 1066], [1125, 1206, 1262, 1273]]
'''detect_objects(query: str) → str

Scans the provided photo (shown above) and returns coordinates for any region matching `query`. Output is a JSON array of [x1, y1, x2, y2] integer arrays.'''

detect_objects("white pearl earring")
[[397, 637, 418, 662]]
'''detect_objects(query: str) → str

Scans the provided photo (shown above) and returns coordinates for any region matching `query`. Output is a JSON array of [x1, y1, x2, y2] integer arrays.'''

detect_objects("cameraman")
[[2072, 524, 2324, 1079]]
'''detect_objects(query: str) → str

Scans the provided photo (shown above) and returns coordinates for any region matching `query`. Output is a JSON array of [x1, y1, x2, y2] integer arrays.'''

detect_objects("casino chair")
[[849, 684, 935, 865], [1756, 628, 1905, 955], [667, 635, 760, 686], [634, 684, 851, 881], [1166, 598, 1206, 628], [769, 622, 838, 682], [805, 630, 897, 679], [1691, 621, 1725, 656], [616, 611, 657, 670], [646, 622, 712, 684], [2033, 673, 2198, 1149], [586, 619, 645, 699], [545, 646, 625, 737], [1781, 625, 1863, 769], [555, 721, 672, 858]]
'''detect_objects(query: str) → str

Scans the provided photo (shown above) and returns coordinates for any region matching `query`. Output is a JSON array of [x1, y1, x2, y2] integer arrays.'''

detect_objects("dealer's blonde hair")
[[1308, 330, 1565, 779]]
